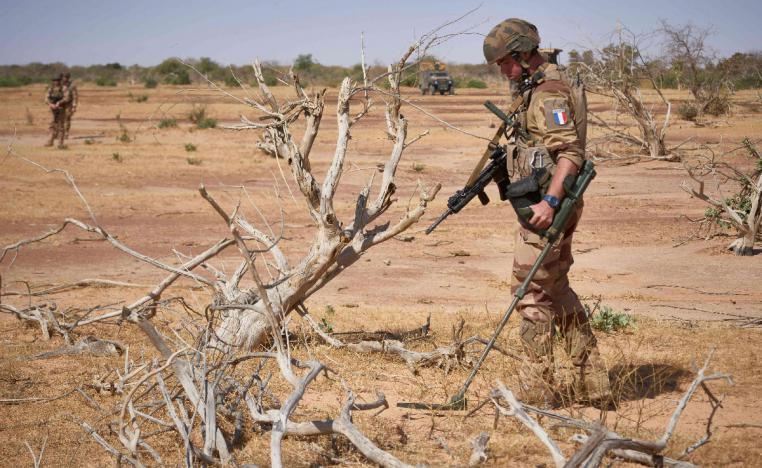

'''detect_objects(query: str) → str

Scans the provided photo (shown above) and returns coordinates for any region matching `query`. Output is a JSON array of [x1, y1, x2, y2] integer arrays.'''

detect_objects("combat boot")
[[518, 358, 561, 408], [572, 350, 614, 409]]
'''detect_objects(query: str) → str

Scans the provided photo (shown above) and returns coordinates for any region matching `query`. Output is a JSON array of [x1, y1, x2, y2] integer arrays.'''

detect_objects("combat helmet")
[[483, 18, 541, 64]]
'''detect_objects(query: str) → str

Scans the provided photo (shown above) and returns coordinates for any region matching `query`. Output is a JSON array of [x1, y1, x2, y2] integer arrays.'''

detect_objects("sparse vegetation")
[[127, 92, 148, 103], [143, 77, 158, 88], [117, 128, 131, 143], [157, 118, 177, 129], [95, 76, 117, 87], [465, 79, 487, 89], [184, 143, 197, 152], [588, 304, 637, 333], [111, 152, 122, 162], [678, 102, 699, 121], [186, 156, 202, 165], [188, 104, 217, 129], [412, 162, 425, 172]]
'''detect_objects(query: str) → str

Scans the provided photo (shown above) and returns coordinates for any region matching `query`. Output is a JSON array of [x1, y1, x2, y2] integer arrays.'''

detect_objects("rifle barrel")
[[425, 209, 452, 235]]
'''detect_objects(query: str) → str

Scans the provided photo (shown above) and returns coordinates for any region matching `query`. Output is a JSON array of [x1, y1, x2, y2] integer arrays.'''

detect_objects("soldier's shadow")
[[608, 363, 690, 401]]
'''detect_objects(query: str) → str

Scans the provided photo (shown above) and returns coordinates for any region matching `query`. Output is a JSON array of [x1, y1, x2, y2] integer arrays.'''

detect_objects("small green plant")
[[186, 157, 202, 166], [112, 152, 122, 162], [412, 162, 425, 172], [197, 117, 217, 129], [319, 317, 334, 334], [143, 77, 158, 89], [84, 138, 94, 145], [117, 128, 131, 143], [678, 102, 699, 121], [587, 304, 636, 333], [188, 105, 217, 129], [319, 305, 336, 333], [157, 118, 177, 129], [466, 79, 487, 89], [127, 92, 148, 103], [184, 143, 197, 152]]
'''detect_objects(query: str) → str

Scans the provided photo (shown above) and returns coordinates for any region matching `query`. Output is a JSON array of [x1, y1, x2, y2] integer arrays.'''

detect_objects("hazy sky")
[[1, 0, 760, 67]]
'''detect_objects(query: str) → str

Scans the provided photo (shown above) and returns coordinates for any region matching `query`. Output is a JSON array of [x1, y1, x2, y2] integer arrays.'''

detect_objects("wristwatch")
[[542, 194, 560, 209]]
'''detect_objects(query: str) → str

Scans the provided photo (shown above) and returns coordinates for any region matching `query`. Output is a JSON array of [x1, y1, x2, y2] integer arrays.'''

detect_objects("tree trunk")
[[728, 234, 755, 256]]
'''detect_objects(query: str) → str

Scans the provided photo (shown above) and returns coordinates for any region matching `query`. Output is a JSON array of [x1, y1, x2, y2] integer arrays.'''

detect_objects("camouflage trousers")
[[47, 109, 65, 146], [511, 201, 611, 404], [64, 107, 74, 139]]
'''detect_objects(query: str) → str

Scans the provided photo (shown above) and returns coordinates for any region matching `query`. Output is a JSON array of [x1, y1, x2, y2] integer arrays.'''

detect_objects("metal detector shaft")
[[395, 242, 553, 411]]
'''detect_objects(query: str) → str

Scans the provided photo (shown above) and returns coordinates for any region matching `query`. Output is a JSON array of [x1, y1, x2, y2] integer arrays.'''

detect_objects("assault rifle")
[[425, 99, 543, 235]]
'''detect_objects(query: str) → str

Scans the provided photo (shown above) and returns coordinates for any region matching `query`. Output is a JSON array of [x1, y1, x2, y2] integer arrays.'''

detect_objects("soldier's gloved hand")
[[528, 200, 554, 230]]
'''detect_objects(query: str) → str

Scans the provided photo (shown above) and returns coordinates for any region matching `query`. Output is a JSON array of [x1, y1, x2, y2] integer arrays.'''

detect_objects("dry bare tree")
[[578, 27, 676, 161], [660, 20, 731, 118], [681, 138, 762, 255]]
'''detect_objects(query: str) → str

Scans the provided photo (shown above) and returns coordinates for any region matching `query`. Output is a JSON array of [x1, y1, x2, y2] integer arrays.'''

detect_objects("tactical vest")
[[48, 86, 64, 104], [509, 63, 587, 192]]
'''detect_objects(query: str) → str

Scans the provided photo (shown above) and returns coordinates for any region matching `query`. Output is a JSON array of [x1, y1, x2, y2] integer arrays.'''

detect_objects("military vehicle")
[[419, 61, 454, 95]]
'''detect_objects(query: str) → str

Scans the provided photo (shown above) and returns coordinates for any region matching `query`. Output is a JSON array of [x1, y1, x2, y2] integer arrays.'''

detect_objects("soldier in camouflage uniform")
[[62, 72, 78, 139], [44, 75, 69, 148], [483, 18, 612, 407]]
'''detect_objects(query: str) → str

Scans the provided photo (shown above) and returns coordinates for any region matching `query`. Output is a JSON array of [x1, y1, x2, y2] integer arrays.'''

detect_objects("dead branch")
[[468, 432, 491, 467], [491, 381, 566, 468]]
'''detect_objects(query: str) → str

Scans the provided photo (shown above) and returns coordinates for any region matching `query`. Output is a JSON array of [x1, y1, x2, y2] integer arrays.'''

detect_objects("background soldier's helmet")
[[483, 18, 541, 64]]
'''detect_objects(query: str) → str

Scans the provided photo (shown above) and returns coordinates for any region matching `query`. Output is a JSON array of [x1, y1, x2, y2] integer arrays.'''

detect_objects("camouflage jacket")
[[519, 63, 585, 169], [45, 85, 64, 106], [66, 82, 79, 109], [46, 84, 72, 108]]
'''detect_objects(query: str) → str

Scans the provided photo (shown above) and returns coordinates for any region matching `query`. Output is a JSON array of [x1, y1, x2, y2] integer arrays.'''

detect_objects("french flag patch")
[[552, 108, 568, 125]]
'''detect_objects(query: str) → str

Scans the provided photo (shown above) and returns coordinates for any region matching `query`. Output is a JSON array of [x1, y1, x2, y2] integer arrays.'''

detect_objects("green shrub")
[[224, 75, 240, 88], [127, 92, 148, 103], [96, 76, 117, 87], [184, 143, 197, 152], [157, 118, 177, 129], [704, 96, 731, 116], [678, 102, 699, 121], [164, 69, 191, 85], [587, 305, 636, 333], [84, 138, 94, 145], [400, 74, 418, 87], [465, 79, 487, 89], [112, 152, 122, 162], [188, 105, 217, 129], [0, 76, 32, 87], [263, 75, 278, 87], [197, 118, 217, 129], [117, 128, 131, 143], [143, 77, 158, 89], [412, 162, 425, 172], [186, 157, 202, 165]]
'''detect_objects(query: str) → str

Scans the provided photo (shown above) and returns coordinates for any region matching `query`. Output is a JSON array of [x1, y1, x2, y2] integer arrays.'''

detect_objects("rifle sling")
[[464, 94, 526, 188]]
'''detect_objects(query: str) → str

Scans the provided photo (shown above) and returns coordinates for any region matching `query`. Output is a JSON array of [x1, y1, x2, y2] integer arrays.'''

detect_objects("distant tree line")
[[0, 54, 504, 89], [2, 37, 759, 91]]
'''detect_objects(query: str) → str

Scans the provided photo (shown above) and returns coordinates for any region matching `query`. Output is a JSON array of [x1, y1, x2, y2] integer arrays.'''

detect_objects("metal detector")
[[397, 161, 597, 411]]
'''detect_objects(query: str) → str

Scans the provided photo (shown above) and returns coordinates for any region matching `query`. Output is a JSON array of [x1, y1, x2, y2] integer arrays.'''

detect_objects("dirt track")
[[1, 83, 761, 466]]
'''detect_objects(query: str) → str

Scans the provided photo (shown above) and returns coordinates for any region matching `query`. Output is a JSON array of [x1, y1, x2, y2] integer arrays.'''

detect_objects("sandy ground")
[[0, 82, 761, 466]]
